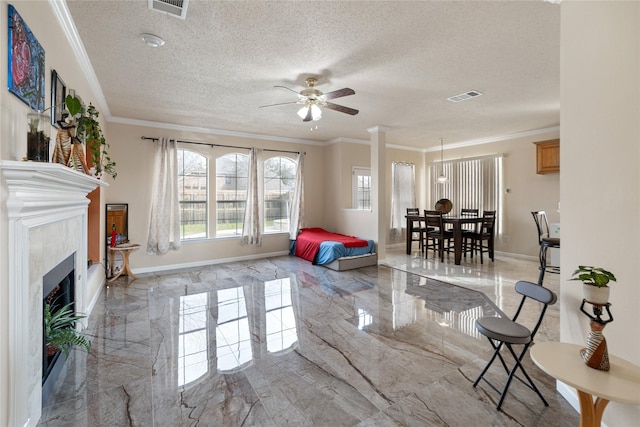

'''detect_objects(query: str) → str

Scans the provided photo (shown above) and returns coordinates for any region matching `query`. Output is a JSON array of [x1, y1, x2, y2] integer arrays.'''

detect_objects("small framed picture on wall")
[[51, 70, 66, 128]]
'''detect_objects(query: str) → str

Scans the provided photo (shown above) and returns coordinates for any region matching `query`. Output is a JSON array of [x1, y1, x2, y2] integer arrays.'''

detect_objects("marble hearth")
[[0, 161, 107, 427]]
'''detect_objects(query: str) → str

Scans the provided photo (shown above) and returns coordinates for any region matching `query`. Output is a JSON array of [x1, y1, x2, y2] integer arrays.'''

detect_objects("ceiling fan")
[[260, 77, 359, 122]]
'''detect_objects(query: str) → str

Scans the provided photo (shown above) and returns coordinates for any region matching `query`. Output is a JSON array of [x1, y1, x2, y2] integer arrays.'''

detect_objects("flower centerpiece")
[[64, 94, 117, 179], [570, 265, 616, 305]]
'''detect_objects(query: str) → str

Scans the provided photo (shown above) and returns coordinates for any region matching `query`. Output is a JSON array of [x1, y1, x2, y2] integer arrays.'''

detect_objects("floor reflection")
[[216, 286, 252, 371], [390, 267, 502, 339], [265, 278, 298, 353], [39, 252, 574, 427], [178, 293, 209, 385]]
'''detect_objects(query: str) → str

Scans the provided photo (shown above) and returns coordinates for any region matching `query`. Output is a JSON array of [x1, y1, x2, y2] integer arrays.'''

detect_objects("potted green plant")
[[570, 265, 616, 304], [44, 301, 91, 358], [64, 94, 117, 179]]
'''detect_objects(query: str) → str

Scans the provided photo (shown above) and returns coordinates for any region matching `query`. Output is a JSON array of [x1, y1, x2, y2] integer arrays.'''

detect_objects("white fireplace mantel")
[[1, 160, 107, 427]]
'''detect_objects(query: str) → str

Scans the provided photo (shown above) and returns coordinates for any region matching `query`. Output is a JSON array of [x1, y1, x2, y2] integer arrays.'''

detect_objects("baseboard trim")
[[131, 250, 291, 275], [387, 243, 538, 262]]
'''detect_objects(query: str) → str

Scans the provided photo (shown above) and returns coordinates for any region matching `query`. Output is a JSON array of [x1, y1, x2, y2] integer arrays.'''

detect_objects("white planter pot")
[[582, 284, 610, 305]]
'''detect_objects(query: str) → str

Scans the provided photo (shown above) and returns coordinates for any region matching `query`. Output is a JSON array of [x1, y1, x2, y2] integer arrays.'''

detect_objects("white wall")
[[561, 2, 639, 425]]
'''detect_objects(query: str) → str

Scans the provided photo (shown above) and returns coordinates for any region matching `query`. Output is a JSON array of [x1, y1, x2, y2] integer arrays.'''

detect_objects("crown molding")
[[424, 125, 560, 152], [50, 0, 110, 117], [109, 116, 328, 146]]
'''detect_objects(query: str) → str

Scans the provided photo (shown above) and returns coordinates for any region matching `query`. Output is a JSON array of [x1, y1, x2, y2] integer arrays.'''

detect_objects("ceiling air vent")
[[447, 90, 483, 103], [149, 0, 189, 19]]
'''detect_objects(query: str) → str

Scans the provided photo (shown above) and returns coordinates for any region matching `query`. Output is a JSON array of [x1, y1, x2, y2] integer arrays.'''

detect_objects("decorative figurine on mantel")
[[571, 265, 616, 371]]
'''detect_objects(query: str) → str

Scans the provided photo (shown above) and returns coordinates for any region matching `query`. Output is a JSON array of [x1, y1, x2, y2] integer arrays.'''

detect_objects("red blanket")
[[295, 227, 369, 262]]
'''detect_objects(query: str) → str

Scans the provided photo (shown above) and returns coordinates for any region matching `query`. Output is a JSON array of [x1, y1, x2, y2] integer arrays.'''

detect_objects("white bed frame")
[[322, 252, 378, 271]]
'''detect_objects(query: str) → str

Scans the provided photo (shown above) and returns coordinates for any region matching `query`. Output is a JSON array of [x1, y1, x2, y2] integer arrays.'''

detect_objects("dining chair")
[[531, 211, 560, 285], [406, 208, 428, 252], [460, 208, 480, 239], [473, 280, 557, 411], [465, 210, 496, 263], [424, 210, 453, 261]]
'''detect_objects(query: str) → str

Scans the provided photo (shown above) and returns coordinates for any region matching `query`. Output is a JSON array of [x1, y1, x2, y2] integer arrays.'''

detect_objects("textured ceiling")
[[65, 0, 560, 150]]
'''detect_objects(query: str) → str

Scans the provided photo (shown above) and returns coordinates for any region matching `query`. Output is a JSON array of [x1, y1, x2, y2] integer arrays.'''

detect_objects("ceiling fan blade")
[[259, 101, 300, 108], [322, 88, 355, 100], [324, 102, 359, 115], [274, 85, 302, 96], [302, 107, 313, 122]]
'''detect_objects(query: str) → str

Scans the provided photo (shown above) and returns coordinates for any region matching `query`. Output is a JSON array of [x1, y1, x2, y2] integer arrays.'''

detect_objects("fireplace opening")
[[42, 253, 75, 405]]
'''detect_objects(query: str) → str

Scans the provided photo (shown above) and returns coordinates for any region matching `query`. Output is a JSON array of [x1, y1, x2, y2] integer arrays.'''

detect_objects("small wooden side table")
[[531, 341, 640, 427], [108, 243, 140, 282]]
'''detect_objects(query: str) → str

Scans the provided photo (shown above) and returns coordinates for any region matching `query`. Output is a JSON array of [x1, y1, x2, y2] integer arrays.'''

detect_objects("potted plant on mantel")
[[570, 265, 616, 305], [64, 94, 117, 179]]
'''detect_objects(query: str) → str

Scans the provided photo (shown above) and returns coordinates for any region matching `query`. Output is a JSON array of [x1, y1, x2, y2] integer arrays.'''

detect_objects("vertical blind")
[[430, 154, 504, 234]]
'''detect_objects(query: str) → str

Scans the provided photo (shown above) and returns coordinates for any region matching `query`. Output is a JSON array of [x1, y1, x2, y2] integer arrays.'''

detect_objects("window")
[[264, 156, 296, 233], [352, 167, 371, 210], [216, 153, 249, 236], [430, 154, 503, 234], [178, 149, 207, 240]]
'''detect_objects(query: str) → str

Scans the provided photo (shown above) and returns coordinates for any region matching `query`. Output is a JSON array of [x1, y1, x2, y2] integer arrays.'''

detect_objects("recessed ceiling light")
[[140, 33, 165, 47]]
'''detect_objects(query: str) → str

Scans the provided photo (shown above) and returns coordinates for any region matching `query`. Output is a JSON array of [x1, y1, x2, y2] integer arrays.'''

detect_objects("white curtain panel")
[[147, 137, 181, 255], [241, 147, 264, 246], [288, 152, 305, 240], [390, 162, 416, 239]]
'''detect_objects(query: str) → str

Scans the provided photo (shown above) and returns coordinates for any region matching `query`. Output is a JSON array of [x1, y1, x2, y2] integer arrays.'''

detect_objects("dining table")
[[405, 214, 485, 265]]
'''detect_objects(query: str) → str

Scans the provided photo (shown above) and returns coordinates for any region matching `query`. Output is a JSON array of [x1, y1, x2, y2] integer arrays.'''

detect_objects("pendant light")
[[437, 138, 448, 183]]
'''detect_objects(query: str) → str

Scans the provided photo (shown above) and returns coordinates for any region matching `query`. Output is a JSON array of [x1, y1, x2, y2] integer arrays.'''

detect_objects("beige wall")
[[424, 131, 560, 257], [324, 135, 559, 257], [105, 122, 326, 271], [323, 140, 429, 245], [561, 2, 639, 425]]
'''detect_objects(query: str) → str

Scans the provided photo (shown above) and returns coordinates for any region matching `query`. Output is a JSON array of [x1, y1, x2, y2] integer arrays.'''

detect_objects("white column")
[[367, 126, 390, 262]]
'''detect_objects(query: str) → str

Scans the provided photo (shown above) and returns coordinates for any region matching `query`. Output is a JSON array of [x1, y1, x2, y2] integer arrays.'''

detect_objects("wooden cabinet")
[[534, 139, 559, 174]]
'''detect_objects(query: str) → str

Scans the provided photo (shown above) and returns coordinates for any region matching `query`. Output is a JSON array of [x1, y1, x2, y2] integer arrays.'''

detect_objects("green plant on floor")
[[44, 301, 91, 357], [570, 266, 616, 288]]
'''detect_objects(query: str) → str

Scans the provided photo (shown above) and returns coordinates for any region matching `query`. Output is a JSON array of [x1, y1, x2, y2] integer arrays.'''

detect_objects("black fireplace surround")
[[42, 253, 75, 404]]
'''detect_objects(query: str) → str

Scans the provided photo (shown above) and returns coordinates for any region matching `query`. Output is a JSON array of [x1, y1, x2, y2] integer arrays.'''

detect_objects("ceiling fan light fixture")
[[140, 33, 165, 47], [297, 104, 322, 121], [310, 104, 322, 121]]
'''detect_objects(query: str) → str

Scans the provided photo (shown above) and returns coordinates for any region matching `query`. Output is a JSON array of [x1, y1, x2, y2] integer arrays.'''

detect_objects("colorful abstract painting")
[[8, 4, 45, 110]]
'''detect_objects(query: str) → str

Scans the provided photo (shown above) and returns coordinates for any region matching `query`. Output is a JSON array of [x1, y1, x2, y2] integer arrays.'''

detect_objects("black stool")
[[531, 211, 560, 285]]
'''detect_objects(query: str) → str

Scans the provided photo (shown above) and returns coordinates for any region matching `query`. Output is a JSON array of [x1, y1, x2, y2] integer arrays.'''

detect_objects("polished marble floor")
[[39, 247, 578, 426]]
